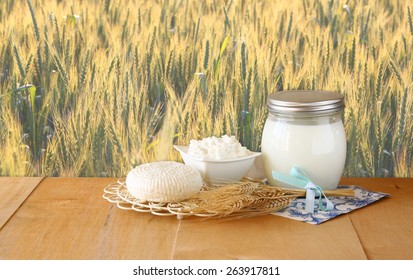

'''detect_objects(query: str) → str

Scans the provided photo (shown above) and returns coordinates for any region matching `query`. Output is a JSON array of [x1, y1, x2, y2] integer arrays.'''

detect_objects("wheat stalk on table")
[[176, 181, 354, 219]]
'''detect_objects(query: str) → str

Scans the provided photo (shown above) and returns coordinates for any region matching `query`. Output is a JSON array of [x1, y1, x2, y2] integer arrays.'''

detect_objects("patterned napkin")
[[272, 185, 389, 224]]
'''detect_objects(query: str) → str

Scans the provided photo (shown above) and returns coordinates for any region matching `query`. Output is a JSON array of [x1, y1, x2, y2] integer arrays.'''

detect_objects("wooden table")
[[0, 177, 411, 260]]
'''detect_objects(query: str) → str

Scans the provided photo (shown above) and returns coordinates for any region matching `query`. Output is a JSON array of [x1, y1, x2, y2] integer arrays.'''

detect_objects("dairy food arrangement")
[[187, 135, 250, 160]]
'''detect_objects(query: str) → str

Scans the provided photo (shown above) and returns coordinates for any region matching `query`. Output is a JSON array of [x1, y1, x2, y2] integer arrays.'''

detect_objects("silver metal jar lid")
[[267, 90, 344, 115]]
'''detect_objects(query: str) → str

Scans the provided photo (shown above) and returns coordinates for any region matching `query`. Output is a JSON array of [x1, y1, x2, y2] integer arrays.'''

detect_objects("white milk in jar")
[[261, 90, 347, 190]]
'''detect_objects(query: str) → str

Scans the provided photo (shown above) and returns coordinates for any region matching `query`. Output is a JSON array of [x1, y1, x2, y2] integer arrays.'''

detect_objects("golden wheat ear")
[[279, 187, 356, 198], [174, 180, 349, 219]]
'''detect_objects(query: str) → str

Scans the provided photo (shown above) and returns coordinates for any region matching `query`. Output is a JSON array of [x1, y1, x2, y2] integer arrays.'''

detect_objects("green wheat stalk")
[[79, 50, 90, 90], [408, 6, 413, 36], [27, 0, 40, 41], [51, 50, 69, 89], [388, 58, 404, 87], [286, 12, 293, 42], [13, 46, 26, 79], [394, 87, 408, 151]]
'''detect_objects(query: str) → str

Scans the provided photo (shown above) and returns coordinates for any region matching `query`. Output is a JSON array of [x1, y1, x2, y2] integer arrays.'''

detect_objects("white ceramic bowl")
[[174, 145, 261, 184]]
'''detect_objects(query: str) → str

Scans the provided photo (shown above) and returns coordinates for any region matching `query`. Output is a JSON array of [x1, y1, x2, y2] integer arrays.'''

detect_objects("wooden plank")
[[0, 178, 180, 260], [0, 177, 44, 229], [341, 178, 413, 260], [172, 212, 367, 260]]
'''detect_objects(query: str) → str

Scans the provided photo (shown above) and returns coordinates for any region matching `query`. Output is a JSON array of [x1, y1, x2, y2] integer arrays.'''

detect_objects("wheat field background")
[[0, 0, 412, 177]]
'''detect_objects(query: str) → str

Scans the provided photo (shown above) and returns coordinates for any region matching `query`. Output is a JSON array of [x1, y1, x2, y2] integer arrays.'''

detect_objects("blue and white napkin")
[[273, 185, 389, 224]]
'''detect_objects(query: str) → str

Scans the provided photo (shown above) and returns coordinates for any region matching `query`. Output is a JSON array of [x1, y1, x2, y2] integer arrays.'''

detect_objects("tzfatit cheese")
[[125, 161, 203, 202]]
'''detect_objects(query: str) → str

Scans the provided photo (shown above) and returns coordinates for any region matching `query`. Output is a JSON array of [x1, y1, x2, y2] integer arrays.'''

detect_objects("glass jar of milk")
[[261, 90, 346, 190]]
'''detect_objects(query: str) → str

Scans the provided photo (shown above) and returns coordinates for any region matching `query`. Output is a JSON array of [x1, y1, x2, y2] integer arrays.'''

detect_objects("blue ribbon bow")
[[272, 167, 334, 213]]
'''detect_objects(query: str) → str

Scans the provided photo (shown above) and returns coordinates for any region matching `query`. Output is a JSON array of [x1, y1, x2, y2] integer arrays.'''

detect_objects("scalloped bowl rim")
[[173, 145, 261, 163]]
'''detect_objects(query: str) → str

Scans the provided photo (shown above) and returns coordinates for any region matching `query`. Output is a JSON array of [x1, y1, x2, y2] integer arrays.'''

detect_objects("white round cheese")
[[125, 161, 203, 202]]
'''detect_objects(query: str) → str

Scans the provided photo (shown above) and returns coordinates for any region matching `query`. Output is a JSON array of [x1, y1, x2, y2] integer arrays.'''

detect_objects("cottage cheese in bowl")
[[187, 135, 250, 160], [174, 135, 261, 184]]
